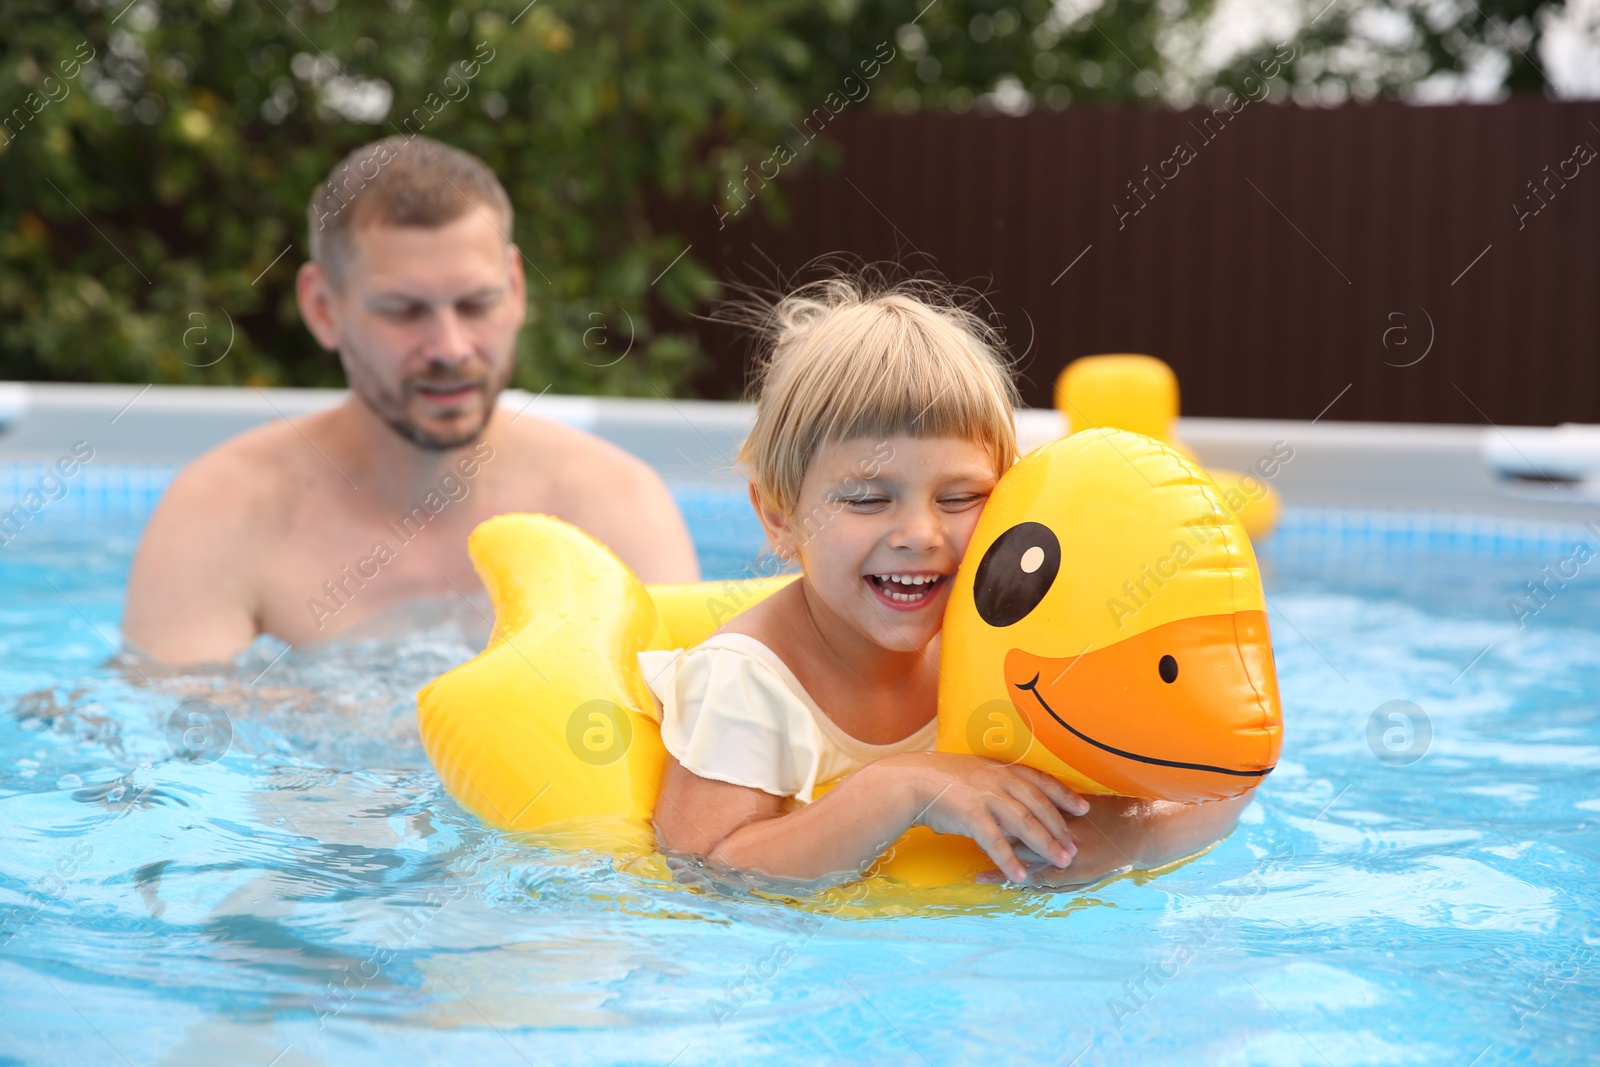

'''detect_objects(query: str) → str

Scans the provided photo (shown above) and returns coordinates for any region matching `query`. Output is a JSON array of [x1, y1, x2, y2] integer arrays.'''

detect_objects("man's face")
[[304, 209, 526, 450]]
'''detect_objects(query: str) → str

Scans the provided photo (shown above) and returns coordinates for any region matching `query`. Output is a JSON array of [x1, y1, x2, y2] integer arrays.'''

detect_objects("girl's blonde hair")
[[735, 271, 1020, 515]]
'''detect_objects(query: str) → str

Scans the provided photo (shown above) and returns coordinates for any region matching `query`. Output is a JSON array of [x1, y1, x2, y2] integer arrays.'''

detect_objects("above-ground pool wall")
[[1, 383, 1596, 525]]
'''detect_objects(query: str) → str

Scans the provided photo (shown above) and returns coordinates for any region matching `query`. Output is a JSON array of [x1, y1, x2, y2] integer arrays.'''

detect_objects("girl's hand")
[[976, 794, 1252, 888], [885, 752, 1089, 883], [974, 844, 1132, 889]]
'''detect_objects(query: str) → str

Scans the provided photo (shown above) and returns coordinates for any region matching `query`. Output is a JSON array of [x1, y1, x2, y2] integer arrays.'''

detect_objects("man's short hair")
[[306, 135, 514, 288]]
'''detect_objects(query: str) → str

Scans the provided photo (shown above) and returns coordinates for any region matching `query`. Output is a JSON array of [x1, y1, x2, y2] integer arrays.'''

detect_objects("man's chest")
[[253, 499, 489, 643]]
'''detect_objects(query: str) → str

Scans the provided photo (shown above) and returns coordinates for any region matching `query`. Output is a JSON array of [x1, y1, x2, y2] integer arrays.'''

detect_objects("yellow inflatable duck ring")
[[1056, 354, 1281, 539], [417, 428, 1283, 891]]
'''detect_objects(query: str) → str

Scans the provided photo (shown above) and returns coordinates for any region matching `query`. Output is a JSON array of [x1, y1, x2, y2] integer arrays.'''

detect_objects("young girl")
[[647, 276, 1247, 888]]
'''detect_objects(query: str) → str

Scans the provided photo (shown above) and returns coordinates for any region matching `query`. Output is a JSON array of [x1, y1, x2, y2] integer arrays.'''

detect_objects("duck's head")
[[936, 429, 1282, 802]]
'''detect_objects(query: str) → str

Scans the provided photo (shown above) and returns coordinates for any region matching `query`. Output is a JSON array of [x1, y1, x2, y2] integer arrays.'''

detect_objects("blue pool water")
[[2, 469, 1598, 1065]]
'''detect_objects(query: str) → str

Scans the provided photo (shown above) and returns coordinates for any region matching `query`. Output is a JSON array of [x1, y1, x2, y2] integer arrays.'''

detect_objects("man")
[[125, 135, 700, 664]]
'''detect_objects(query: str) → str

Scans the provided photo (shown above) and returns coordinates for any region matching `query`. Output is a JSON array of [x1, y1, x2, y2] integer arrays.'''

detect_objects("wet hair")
[[306, 134, 513, 288], [735, 269, 1020, 515]]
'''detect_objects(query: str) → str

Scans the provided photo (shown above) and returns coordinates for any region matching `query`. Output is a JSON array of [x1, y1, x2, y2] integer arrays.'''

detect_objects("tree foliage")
[[0, 0, 812, 393], [0, 0, 1576, 394], [1211, 0, 1569, 105]]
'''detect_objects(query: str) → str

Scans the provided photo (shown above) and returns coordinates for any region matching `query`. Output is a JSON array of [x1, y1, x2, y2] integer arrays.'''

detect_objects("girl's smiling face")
[[756, 434, 1001, 653]]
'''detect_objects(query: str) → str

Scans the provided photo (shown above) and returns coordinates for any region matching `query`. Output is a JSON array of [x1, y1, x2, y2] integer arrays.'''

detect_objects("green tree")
[[1, 0, 1572, 395], [1210, 0, 1573, 103], [781, 0, 1209, 111], [0, 0, 812, 394]]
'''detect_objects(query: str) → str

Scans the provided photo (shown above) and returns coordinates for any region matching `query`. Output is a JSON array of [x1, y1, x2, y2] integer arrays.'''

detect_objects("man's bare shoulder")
[[158, 417, 315, 532], [493, 411, 662, 493], [490, 410, 701, 582], [124, 416, 327, 662]]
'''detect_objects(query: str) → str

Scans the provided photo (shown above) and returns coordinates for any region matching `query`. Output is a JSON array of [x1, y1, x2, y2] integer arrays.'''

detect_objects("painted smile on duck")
[[1004, 612, 1279, 799]]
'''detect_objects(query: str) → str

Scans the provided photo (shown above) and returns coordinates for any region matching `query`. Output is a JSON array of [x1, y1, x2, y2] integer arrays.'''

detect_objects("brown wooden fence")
[[660, 97, 1600, 426]]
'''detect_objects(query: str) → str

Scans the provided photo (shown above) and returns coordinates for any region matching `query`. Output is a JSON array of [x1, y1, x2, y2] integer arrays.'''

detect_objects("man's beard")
[[349, 360, 508, 451]]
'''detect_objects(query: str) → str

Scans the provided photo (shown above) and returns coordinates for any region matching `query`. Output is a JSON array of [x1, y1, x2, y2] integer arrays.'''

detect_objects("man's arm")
[[123, 457, 264, 664]]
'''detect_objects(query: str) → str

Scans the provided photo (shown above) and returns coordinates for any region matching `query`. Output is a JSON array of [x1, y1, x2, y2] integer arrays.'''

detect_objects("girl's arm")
[[654, 750, 1088, 886], [978, 792, 1254, 887]]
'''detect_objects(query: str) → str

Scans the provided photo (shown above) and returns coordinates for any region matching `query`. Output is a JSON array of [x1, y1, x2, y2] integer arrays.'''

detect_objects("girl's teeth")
[[870, 574, 942, 602]]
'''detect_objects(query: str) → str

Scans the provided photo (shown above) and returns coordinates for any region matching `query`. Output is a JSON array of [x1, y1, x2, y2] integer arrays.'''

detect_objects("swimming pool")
[[2, 466, 1597, 1066]]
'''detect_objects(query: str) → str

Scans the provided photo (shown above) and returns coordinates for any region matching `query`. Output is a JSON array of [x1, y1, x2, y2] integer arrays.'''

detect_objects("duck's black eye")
[[1159, 655, 1179, 683], [972, 522, 1060, 627]]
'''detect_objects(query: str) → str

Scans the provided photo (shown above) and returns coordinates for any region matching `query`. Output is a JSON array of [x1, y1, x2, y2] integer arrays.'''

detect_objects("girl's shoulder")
[[639, 631, 814, 719], [638, 632, 827, 800]]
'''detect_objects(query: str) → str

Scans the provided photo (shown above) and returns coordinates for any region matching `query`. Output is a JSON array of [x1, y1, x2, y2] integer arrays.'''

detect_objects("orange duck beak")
[[1005, 610, 1282, 802]]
